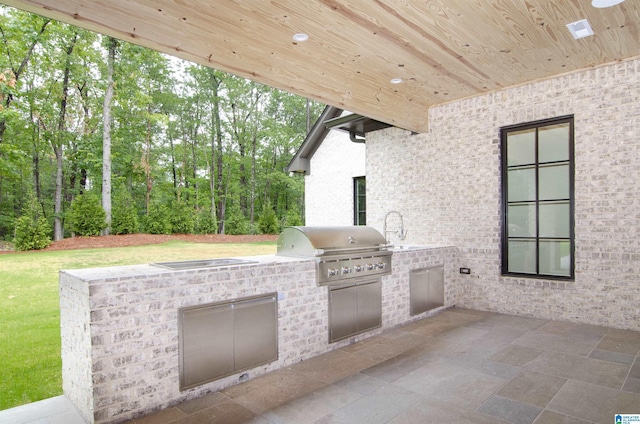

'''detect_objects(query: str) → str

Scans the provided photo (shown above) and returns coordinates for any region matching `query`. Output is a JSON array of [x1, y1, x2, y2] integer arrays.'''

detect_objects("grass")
[[0, 241, 276, 411]]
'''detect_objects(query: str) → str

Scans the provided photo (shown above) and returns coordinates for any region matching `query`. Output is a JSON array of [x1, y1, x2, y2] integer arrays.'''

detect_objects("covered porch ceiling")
[[3, 0, 639, 133]]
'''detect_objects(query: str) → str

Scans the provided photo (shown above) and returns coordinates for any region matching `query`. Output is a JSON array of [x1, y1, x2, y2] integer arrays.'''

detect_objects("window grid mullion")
[[534, 127, 540, 275]]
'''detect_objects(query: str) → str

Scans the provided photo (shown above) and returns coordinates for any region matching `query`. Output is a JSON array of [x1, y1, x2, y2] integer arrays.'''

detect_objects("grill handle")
[[314, 244, 393, 256]]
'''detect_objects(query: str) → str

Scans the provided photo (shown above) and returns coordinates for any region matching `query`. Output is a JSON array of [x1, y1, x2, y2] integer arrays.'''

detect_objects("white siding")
[[305, 129, 365, 225]]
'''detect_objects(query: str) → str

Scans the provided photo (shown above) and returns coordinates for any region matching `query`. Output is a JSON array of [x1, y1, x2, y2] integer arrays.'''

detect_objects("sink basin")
[[151, 258, 257, 270]]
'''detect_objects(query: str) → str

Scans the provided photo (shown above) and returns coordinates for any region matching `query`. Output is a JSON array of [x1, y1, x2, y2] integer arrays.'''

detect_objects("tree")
[[13, 189, 50, 250], [111, 182, 138, 234], [0, 8, 50, 143], [52, 29, 79, 241], [101, 37, 117, 235], [0, 8, 52, 236], [0, 7, 326, 242], [257, 200, 278, 234], [66, 192, 106, 236]]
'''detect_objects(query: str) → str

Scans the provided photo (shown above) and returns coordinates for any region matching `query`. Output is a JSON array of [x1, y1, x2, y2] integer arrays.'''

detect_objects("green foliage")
[[66, 193, 107, 236], [13, 216, 51, 251], [0, 211, 17, 240], [224, 201, 250, 235], [258, 200, 279, 234], [0, 8, 325, 240], [195, 209, 217, 234], [283, 203, 303, 227], [12, 190, 51, 251], [111, 185, 139, 235], [142, 203, 172, 235], [170, 199, 195, 234]]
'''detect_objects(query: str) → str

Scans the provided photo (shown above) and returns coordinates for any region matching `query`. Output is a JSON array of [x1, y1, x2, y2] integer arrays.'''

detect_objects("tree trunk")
[[170, 138, 177, 192], [28, 94, 42, 203], [191, 130, 198, 206], [250, 133, 256, 232], [144, 107, 152, 213], [210, 72, 225, 234], [52, 32, 78, 241], [231, 102, 248, 217], [53, 144, 64, 240], [249, 88, 261, 232], [76, 81, 91, 194], [101, 37, 117, 235]]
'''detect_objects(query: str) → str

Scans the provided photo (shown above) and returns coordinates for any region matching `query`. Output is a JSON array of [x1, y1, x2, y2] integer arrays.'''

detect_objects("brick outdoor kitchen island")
[[59, 246, 457, 424]]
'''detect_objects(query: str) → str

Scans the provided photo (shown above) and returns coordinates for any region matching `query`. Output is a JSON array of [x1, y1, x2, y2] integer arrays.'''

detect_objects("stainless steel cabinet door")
[[179, 293, 278, 390], [356, 281, 382, 332], [179, 303, 234, 390], [329, 285, 358, 342], [329, 280, 382, 343], [410, 266, 444, 315], [234, 295, 278, 371]]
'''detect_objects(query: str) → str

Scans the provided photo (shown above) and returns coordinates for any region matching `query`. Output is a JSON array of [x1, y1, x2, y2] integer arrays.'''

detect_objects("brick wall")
[[60, 247, 454, 423], [60, 272, 93, 423], [61, 258, 323, 423], [367, 56, 640, 331], [382, 247, 458, 328], [305, 128, 365, 225]]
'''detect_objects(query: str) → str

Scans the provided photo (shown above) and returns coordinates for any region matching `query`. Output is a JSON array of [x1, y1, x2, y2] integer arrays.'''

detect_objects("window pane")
[[539, 164, 569, 200], [507, 204, 536, 237], [507, 129, 535, 166], [357, 196, 366, 211], [539, 123, 569, 163], [508, 167, 536, 202], [357, 178, 366, 193], [508, 240, 536, 274], [539, 240, 571, 276], [354, 177, 366, 225], [358, 212, 366, 225], [539, 202, 570, 238]]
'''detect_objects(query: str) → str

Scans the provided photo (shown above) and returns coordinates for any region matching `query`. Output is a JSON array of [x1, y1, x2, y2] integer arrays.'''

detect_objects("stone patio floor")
[[2, 307, 639, 424]]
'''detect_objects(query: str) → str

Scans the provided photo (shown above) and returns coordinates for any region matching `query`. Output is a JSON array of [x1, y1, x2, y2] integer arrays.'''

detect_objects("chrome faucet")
[[384, 211, 407, 244]]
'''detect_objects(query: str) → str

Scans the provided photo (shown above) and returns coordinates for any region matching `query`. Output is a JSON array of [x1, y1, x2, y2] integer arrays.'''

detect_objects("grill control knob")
[[377, 262, 387, 270], [342, 266, 352, 274], [328, 268, 339, 277], [354, 265, 364, 272], [366, 263, 375, 271]]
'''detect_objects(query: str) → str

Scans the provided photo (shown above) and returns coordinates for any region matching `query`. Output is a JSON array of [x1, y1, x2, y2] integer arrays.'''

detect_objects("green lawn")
[[0, 241, 276, 411]]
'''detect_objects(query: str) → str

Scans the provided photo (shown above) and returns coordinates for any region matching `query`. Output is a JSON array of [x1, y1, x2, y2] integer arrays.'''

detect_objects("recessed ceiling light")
[[566, 19, 594, 39], [390, 78, 403, 84], [292, 33, 309, 42], [592, 0, 624, 8]]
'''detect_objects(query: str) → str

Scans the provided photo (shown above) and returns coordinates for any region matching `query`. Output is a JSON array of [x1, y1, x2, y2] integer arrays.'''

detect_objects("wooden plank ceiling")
[[3, 0, 639, 133]]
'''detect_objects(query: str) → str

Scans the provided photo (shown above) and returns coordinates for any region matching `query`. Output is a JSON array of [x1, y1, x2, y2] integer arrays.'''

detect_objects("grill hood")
[[277, 226, 392, 285], [276, 226, 387, 258]]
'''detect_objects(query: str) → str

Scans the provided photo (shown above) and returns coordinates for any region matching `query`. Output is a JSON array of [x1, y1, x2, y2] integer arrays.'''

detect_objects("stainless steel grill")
[[276, 226, 392, 285]]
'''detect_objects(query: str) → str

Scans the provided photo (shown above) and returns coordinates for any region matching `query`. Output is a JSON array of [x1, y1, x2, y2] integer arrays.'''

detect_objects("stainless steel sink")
[[151, 258, 257, 270]]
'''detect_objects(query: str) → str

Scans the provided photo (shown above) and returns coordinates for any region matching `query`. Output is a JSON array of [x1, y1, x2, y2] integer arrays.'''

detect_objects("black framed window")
[[501, 116, 574, 279], [354, 176, 366, 225]]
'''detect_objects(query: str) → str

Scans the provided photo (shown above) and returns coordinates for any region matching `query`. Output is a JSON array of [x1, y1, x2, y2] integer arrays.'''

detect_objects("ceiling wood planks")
[[2, 0, 639, 133]]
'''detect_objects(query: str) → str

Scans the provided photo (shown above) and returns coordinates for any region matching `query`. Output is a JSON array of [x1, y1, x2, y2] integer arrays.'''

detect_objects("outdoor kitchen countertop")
[[59, 254, 309, 281], [59, 245, 454, 281]]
